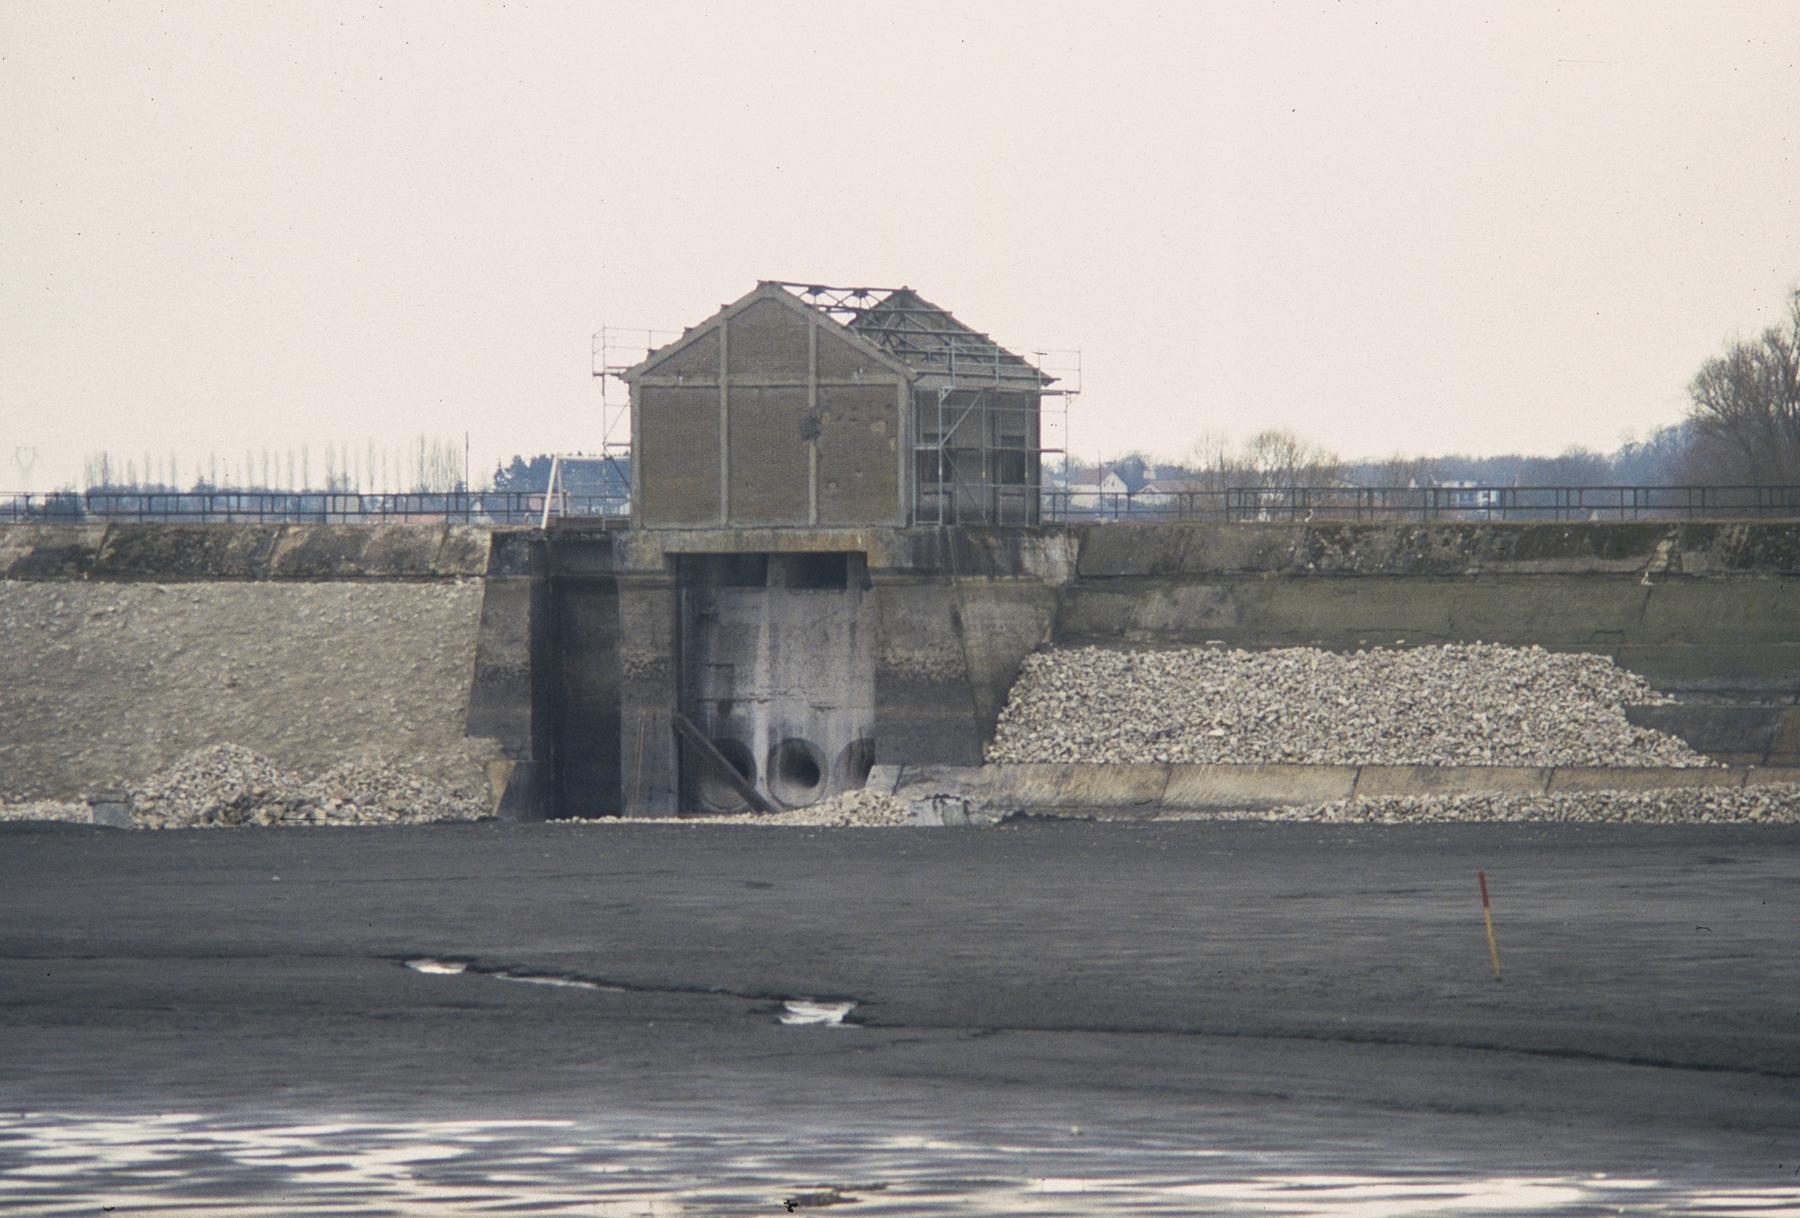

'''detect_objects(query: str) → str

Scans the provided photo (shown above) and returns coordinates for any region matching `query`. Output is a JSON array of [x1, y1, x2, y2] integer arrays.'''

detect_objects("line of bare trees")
[[79, 434, 471, 494], [1093, 287, 1799, 491]]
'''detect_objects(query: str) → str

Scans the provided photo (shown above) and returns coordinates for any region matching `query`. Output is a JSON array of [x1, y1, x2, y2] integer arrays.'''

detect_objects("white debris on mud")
[[596, 788, 919, 827], [989, 643, 1710, 768], [1161, 784, 1800, 825]]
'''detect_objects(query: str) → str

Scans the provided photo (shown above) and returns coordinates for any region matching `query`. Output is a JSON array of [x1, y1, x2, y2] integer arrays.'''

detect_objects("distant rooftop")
[[766, 281, 1050, 386]]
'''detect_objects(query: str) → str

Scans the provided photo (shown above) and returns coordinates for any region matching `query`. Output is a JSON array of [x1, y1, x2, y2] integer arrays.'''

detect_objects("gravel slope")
[[989, 643, 1710, 767], [0, 580, 493, 801]]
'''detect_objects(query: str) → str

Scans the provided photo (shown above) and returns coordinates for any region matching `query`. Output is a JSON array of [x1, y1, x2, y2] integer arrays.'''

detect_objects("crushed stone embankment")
[[989, 643, 1709, 768]]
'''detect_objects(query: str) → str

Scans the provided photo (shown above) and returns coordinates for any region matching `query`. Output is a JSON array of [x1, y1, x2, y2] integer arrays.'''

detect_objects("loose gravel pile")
[[130, 744, 304, 828], [989, 643, 1709, 768], [593, 788, 919, 827], [295, 758, 491, 827], [1161, 784, 1800, 825], [724, 789, 916, 826], [77, 743, 493, 829], [0, 799, 90, 825]]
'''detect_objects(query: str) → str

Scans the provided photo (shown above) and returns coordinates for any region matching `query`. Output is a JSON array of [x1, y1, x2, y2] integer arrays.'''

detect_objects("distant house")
[[1112, 464, 1154, 495], [1437, 479, 1502, 509], [1051, 464, 1108, 507], [1136, 478, 1213, 511], [1061, 465, 1129, 513]]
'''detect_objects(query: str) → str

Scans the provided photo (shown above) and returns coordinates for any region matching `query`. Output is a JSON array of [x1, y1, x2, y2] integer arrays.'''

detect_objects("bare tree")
[[1365, 452, 1437, 488], [1181, 428, 1235, 492], [1237, 428, 1345, 488], [1685, 289, 1800, 483], [405, 433, 464, 492]]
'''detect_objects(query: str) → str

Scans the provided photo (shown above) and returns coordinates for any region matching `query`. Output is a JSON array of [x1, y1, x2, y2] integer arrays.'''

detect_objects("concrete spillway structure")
[[4, 518, 1800, 817], [459, 518, 1800, 819], [469, 525, 1062, 818], [676, 551, 876, 812]]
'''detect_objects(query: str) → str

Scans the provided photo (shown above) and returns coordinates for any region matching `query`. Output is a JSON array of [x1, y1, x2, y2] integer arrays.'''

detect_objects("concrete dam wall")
[[3, 520, 1798, 814], [1061, 521, 1800, 692]]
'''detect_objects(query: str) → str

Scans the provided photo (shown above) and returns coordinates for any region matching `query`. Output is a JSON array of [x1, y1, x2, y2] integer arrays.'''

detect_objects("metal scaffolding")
[[590, 323, 680, 515], [771, 282, 1079, 526]]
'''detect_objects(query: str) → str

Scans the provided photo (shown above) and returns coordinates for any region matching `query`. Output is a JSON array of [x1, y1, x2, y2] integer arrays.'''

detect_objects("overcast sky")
[[4, 1, 1796, 491]]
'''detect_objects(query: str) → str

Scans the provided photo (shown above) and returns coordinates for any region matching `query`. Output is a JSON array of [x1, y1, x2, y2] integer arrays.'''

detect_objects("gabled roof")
[[773, 283, 1050, 387], [621, 282, 915, 383], [624, 280, 1054, 389]]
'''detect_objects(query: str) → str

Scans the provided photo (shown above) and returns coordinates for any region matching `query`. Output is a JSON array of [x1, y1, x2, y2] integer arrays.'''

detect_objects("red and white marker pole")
[[1478, 870, 1501, 981]]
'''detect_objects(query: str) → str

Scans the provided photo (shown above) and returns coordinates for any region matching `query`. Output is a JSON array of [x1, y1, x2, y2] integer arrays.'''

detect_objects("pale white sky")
[[3, 1, 1796, 491]]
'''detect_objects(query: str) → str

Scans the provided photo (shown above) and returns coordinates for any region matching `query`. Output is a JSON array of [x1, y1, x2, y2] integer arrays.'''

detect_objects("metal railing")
[[1041, 484, 1800, 523], [0, 490, 629, 524], [6, 483, 1800, 525]]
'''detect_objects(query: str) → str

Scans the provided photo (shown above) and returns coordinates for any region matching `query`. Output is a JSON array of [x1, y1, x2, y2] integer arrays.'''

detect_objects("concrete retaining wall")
[[6, 518, 1799, 816], [1070, 520, 1800, 579], [0, 521, 490, 580], [1060, 521, 1800, 695], [1058, 574, 1800, 692], [884, 761, 1800, 813]]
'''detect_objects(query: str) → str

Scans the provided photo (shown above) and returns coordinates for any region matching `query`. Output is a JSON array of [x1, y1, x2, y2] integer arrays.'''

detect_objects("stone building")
[[625, 281, 1051, 529]]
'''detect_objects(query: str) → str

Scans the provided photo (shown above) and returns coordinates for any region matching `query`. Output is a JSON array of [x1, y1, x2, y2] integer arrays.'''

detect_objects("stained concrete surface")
[[0, 821, 1797, 1213]]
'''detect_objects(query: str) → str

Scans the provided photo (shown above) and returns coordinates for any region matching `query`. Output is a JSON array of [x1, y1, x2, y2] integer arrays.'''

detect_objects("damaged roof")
[[769, 281, 1050, 386], [623, 281, 1053, 389]]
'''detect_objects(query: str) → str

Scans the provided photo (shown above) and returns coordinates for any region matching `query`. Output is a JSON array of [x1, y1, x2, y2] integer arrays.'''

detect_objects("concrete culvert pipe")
[[697, 738, 758, 811], [838, 738, 876, 789], [768, 739, 828, 808]]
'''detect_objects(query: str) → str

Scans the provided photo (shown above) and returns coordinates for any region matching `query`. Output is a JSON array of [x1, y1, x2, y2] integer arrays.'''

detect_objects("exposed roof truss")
[[767, 281, 1051, 387]]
